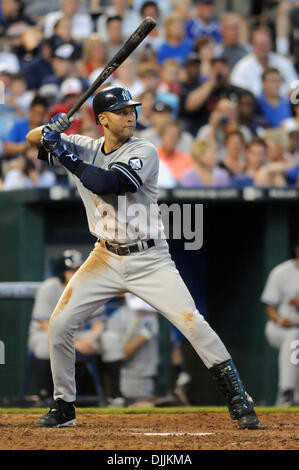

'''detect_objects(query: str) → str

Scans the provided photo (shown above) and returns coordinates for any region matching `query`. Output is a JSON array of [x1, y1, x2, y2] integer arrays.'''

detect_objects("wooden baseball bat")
[[26, 17, 156, 148]]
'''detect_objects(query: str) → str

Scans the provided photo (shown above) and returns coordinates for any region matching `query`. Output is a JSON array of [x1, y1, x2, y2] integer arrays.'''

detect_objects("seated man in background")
[[257, 67, 292, 129], [97, 294, 159, 405], [232, 137, 268, 187], [3, 95, 48, 159]]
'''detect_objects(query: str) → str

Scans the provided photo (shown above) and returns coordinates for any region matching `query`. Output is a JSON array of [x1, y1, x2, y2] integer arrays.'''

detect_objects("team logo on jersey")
[[128, 157, 143, 170]]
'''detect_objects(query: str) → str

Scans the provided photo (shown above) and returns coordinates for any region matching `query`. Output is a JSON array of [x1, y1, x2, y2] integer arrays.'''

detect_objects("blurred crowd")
[[2, 0, 299, 190]]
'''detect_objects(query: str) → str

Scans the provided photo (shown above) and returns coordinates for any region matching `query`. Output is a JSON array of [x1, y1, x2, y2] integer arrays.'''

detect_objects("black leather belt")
[[99, 239, 155, 256]]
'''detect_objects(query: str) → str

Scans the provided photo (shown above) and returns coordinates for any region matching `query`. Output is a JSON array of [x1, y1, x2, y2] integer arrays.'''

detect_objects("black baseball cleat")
[[37, 398, 76, 427], [238, 410, 260, 430], [209, 360, 260, 430]]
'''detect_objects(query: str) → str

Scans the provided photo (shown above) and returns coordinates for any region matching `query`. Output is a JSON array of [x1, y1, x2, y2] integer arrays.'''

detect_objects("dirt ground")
[[0, 412, 299, 451]]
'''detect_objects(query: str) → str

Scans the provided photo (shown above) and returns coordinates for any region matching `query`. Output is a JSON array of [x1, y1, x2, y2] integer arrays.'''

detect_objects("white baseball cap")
[[60, 78, 82, 97]]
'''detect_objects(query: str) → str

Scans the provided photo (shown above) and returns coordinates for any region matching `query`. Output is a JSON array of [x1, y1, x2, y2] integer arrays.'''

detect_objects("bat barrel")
[[67, 17, 157, 118]]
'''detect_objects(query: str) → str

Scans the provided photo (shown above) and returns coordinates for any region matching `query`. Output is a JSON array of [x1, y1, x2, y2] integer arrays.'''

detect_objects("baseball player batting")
[[26, 86, 259, 430]]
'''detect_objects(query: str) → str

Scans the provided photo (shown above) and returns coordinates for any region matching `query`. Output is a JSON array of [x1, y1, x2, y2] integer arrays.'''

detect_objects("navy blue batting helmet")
[[92, 86, 142, 124]]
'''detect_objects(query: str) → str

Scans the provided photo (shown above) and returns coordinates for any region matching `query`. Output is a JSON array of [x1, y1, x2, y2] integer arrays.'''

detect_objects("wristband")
[[55, 149, 83, 174]]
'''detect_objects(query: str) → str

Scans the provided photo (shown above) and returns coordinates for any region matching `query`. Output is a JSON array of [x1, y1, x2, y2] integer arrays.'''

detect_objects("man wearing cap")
[[40, 43, 83, 90], [180, 57, 245, 137], [185, 0, 222, 44], [261, 242, 299, 406], [138, 101, 194, 154]]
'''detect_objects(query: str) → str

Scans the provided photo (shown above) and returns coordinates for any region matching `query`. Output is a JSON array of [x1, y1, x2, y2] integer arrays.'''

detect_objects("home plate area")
[[0, 411, 299, 450]]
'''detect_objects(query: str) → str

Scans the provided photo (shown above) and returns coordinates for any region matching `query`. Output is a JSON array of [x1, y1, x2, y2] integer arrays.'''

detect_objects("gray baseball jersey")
[[61, 134, 165, 243], [261, 259, 299, 324], [261, 260, 299, 395]]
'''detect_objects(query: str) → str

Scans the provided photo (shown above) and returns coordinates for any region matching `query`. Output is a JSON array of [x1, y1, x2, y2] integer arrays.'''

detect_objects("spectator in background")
[[7, 73, 34, 115], [23, 39, 54, 91], [231, 26, 298, 97], [43, 0, 93, 41], [232, 137, 268, 187], [192, 35, 215, 82], [4, 22, 43, 66], [0, 0, 35, 37], [180, 140, 231, 187], [0, 68, 21, 161], [138, 101, 194, 154], [255, 131, 293, 187], [172, 0, 194, 23], [138, 1, 164, 62], [156, 59, 181, 115], [215, 13, 249, 70], [179, 52, 202, 135], [48, 78, 84, 135], [96, 0, 141, 42], [112, 56, 145, 98], [157, 59, 181, 98], [275, 0, 299, 56], [157, 12, 193, 66], [135, 89, 156, 131], [257, 67, 292, 128], [78, 34, 107, 80], [41, 42, 82, 88], [105, 15, 124, 61], [157, 121, 195, 181], [47, 16, 82, 60], [137, 61, 161, 93], [281, 93, 299, 137], [2, 146, 56, 190], [261, 241, 299, 406], [237, 89, 272, 137], [185, 0, 222, 44], [3, 95, 48, 158], [219, 128, 246, 178], [0, 39, 20, 75], [180, 57, 246, 137], [196, 98, 252, 158], [283, 120, 299, 160]]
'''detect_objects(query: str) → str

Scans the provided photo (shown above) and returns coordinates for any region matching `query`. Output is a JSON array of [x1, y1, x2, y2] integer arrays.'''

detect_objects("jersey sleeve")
[[108, 141, 159, 193], [260, 268, 282, 307], [61, 133, 98, 164]]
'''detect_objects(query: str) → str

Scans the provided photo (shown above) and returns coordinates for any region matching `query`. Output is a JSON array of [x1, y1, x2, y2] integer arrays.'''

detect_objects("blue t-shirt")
[[157, 39, 193, 66], [185, 17, 222, 43], [257, 93, 291, 128], [286, 165, 299, 186], [6, 118, 30, 143], [232, 173, 254, 187]]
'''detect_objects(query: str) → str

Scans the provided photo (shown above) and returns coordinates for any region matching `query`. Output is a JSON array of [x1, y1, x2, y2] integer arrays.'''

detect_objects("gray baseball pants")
[[48, 240, 231, 402]]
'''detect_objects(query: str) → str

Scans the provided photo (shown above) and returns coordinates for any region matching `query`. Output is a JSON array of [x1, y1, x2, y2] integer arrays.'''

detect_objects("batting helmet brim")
[[95, 101, 141, 124]]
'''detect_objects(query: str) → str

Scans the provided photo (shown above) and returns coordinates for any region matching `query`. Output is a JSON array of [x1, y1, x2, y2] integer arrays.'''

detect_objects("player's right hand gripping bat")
[[26, 16, 157, 149]]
